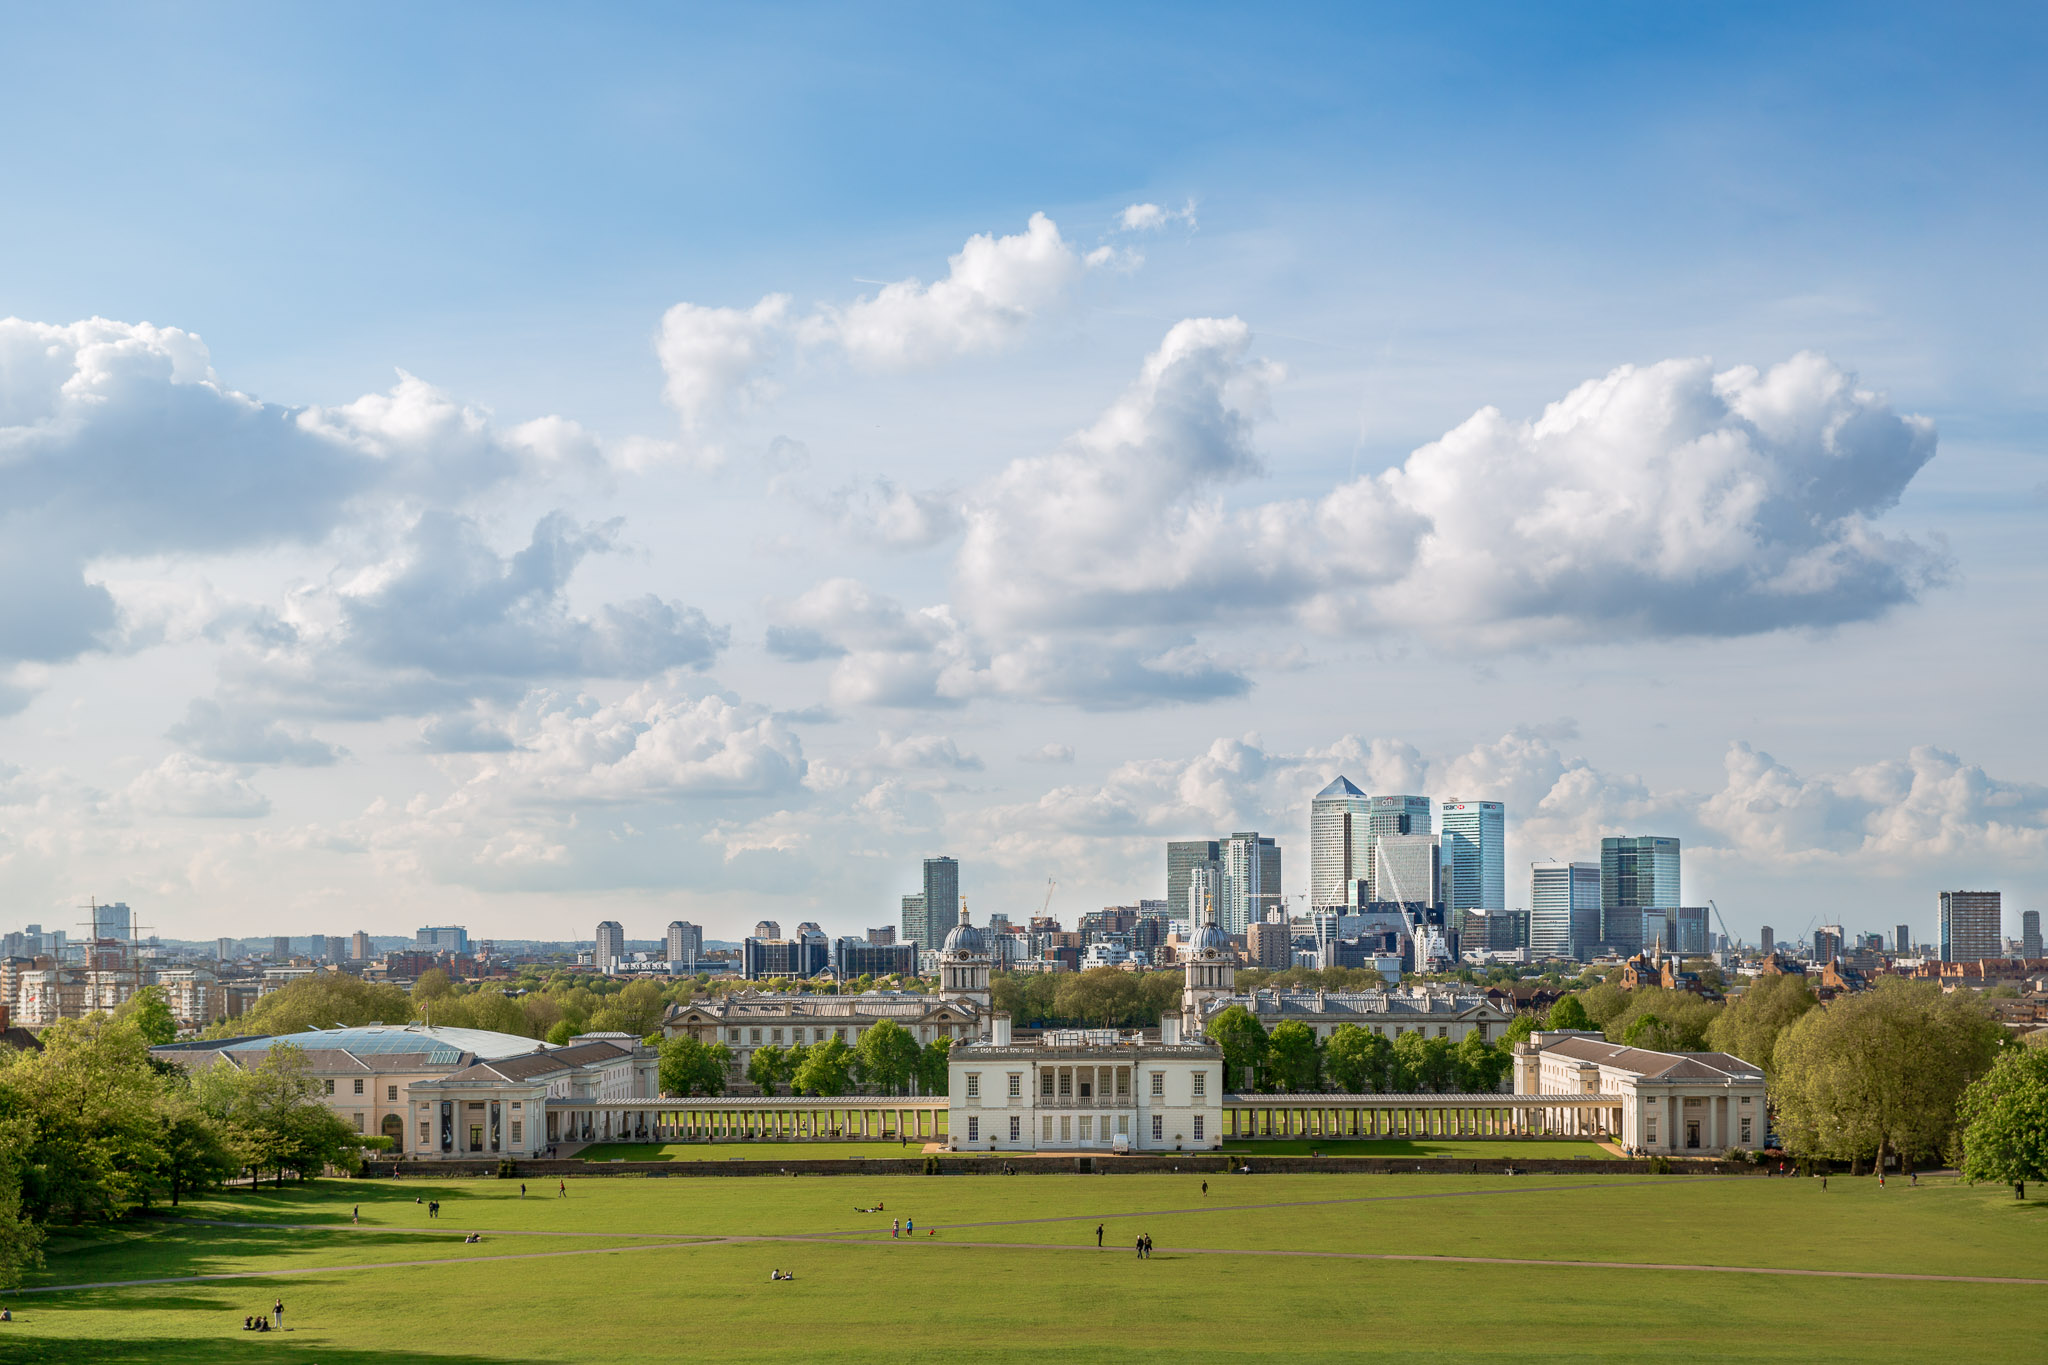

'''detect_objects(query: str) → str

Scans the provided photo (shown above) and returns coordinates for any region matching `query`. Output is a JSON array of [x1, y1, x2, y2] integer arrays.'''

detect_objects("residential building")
[[2024, 910, 2043, 961], [271, 936, 291, 962], [593, 921, 625, 973], [415, 926, 470, 955], [866, 926, 897, 946], [901, 856, 960, 949], [325, 936, 349, 965], [1513, 1031, 1767, 1155], [1599, 836, 1680, 953], [1167, 839, 1222, 918], [1812, 925, 1844, 964], [1246, 920, 1292, 969], [216, 937, 236, 960], [1894, 924, 1911, 956], [1440, 799, 1505, 917], [753, 920, 781, 940], [351, 931, 371, 962], [665, 920, 703, 968], [92, 902, 133, 941], [1939, 891, 2002, 963], [741, 930, 829, 981], [1760, 926, 1774, 955], [1529, 860, 1601, 960], [1309, 777, 1373, 911], [900, 894, 925, 947], [1219, 832, 1281, 935]]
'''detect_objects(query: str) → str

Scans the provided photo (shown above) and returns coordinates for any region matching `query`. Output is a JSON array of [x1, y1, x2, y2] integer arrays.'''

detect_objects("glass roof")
[[215, 1024, 546, 1062]]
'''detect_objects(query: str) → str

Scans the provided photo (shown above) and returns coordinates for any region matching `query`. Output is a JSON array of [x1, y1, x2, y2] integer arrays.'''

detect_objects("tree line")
[[1201, 1009, 1515, 1094], [657, 1019, 952, 1099]]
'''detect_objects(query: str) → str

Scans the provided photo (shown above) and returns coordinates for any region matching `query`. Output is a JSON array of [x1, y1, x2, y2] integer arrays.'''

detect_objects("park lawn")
[[1216, 1138, 1612, 1159], [5, 1210, 2044, 1364], [577, 1139, 937, 1161]]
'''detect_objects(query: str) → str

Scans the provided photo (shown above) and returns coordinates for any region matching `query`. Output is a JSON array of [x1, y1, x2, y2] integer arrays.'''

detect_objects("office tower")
[[1672, 907, 1710, 957], [1813, 925, 1843, 963], [1599, 836, 1680, 953], [900, 894, 926, 945], [1530, 861, 1601, 960], [92, 902, 133, 941], [1760, 926, 1774, 955], [1939, 891, 2001, 963], [324, 935, 348, 965], [415, 926, 470, 954], [271, 936, 291, 962], [593, 920, 625, 972], [1167, 840, 1222, 917], [2024, 910, 2043, 960], [1894, 924, 1911, 956], [216, 936, 236, 961], [666, 920, 703, 966], [1440, 800, 1505, 914], [920, 856, 960, 947], [351, 931, 371, 961], [1370, 834, 1440, 909], [1219, 832, 1281, 935], [1364, 796, 1430, 900], [1309, 777, 1372, 910]]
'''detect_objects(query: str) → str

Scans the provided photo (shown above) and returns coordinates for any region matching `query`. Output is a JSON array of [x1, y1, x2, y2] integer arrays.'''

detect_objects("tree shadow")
[[0, 1335, 548, 1364], [29, 1225, 547, 1289]]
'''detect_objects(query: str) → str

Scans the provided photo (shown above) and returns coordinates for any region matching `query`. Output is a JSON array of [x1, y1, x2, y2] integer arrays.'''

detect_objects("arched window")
[[381, 1113, 404, 1142]]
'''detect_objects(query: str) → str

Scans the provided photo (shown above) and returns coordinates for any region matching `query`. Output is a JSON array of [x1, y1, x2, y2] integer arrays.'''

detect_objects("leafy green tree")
[[0, 1108, 45, 1288], [411, 969, 454, 1008], [1774, 978, 2004, 1172], [150, 1087, 241, 1207], [545, 1019, 578, 1046], [203, 973, 412, 1039], [117, 986, 180, 1045], [854, 1019, 920, 1094], [791, 1036, 854, 1096], [1324, 1024, 1392, 1093], [1545, 995, 1592, 1031], [1956, 1044, 2048, 1199], [746, 1044, 787, 1095], [2, 1014, 165, 1223], [1205, 1006, 1269, 1091], [917, 1037, 952, 1096], [657, 1037, 732, 1096], [1577, 982, 1631, 1028], [1264, 1020, 1323, 1091], [1706, 973, 1817, 1079], [1500, 1013, 1538, 1046], [1606, 989, 1721, 1051], [1455, 1033, 1511, 1092], [239, 1045, 363, 1185]]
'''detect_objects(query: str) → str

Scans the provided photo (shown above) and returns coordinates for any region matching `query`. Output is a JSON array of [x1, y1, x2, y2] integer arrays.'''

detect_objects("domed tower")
[[1180, 900, 1237, 1040], [938, 903, 992, 1016]]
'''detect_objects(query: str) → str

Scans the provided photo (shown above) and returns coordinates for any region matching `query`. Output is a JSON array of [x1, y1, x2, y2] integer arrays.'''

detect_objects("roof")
[[157, 1023, 547, 1064], [1315, 776, 1366, 799], [1537, 1035, 1763, 1082]]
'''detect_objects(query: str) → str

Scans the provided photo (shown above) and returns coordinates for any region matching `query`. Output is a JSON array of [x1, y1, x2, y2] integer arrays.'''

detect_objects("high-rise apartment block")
[[1246, 920, 1293, 969], [216, 936, 236, 961], [1167, 840, 1222, 917], [1219, 832, 1281, 935], [1440, 800, 1505, 915], [271, 936, 291, 962], [324, 935, 349, 965], [1599, 836, 1680, 953], [912, 856, 960, 948], [1309, 778, 1372, 910], [1894, 924, 1911, 956], [666, 920, 703, 966], [1759, 926, 1774, 955], [1530, 861, 1601, 960], [2024, 910, 2042, 960], [351, 930, 371, 961], [1938, 891, 2001, 963], [900, 894, 925, 946], [593, 920, 625, 973]]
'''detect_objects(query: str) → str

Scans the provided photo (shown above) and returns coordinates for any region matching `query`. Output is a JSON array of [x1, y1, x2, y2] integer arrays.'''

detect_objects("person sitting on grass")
[[242, 1317, 254, 1331], [464, 1232, 481, 1244]]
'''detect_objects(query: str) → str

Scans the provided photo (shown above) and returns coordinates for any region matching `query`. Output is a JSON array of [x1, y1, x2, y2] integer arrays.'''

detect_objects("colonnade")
[[1220, 1094, 1624, 1141], [544, 1098, 948, 1146]]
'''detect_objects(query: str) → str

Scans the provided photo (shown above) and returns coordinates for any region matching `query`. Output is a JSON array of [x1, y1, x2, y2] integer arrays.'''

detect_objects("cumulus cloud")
[[765, 449, 964, 550], [167, 699, 344, 767], [124, 754, 271, 819], [1117, 200, 1198, 232], [954, 332, 1942, 645], [1021, 743, 1076, 764], [417, 711, 518, 754], [222, 510, 728, 719], [656, 214, 1106, 431]]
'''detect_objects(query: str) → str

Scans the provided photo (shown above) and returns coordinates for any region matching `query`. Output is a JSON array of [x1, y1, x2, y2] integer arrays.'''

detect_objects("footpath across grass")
[[5, 1172, 2043, 1364]]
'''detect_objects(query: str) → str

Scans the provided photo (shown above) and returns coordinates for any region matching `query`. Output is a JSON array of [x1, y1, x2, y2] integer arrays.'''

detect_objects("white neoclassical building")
[[1513, 1030, 1768, 1154], [947, 1017, 1223, 1153]]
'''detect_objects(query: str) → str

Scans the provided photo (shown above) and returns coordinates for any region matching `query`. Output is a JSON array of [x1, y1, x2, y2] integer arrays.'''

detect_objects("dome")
[[1193, 920, 1231, 956], [943, 908, 986, 957]]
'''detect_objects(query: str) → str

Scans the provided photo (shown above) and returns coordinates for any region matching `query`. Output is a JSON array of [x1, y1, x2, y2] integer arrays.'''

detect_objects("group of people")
[[239, 1299, 285, 1332], [889, 1217, 918, 1237], [1133, 1234, 1156, 1258], [768, 1269, 798, 1280]]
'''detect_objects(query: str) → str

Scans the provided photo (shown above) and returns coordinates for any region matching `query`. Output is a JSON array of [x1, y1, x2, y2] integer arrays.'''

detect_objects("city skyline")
[[0, 8, 2044, 944]]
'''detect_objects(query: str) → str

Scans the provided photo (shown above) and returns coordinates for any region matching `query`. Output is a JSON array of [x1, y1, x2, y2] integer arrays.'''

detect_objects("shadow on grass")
[[29, 1225, 514, 1289], [0, 1336, 548, 1365]]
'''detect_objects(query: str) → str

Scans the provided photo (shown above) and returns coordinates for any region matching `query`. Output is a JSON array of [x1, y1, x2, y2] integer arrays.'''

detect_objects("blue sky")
[[1, 4, 2043, 945]]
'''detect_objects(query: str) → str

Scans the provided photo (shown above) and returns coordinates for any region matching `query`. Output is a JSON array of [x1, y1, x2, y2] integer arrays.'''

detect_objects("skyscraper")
[[666, 920, 703, 967], [1894, 924, 1911, 956], [1370, 834, 1440, 908], [593, 920, 625, 972], [1167, 840, 1222, 917], [271, 936, 291, 962], [900, 894, 926, 946], [1365, 796, 1431, 901], [2023, 910, 2042, 960], [1439, 800, 1505, 914], [1309, 778, 1372, 910], [324, 935, 349, 965], [216, 936, 236, 961], [1599, 836, 1680, 953], [1813, 925, 1844, 963], [1219, 832, 1280, 935], [1760, 926, 1774, 955], [92, 902, 133, 941], [921, 857, 960, 947], [1938, 891, 2001, 963], [1529, 861, 1601, 960], [351, 930, 371, 961]]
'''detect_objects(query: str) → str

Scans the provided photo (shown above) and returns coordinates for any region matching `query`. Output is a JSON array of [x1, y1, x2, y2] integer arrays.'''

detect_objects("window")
[[1192, 1071, 1206, 1098], [1058, 1072, 1072, 1097], [1476, 1024, 1488, 1041], [353, 1078, 365, 1095], [968, 1117, 979, 1141], [1116, 1070, 1129, 1096], [1374, 1025, 1385, 1036], [323, 1079, 335, 1095], [353, 1112, 365, 1132], [1042, 1073, 1055, 1096], [511, 1101, 521, 1111], [1152, 1115, 1163, 1140], [1740, 1118, 1752, 1144], [1079, 1116, 1092, 1140], [749, 1029, 762, 1044], [1060, 1116, 1071, 1141], [1078, 1077, 1091, 1099], [1437, 1027, 1448, 1038], [1043, 1116, 1054, 1141], [728, 1029, 740, 1042], [1008, 1074, 1021, 1098], [1645, 1118, 1657, 1143], [419, 1121, 430, 1143], [1009, 1116, 1020, 1142], [511, 1122, 522, 1144], [771, 1029, 783, 1045], [1150, 1072, 1165, 1097], [1117, 1115, 1128, 1135], [1194, 1116, 1204, 1140], [966, 1074, 980, 1098], [387, 1084, 398, 1102]]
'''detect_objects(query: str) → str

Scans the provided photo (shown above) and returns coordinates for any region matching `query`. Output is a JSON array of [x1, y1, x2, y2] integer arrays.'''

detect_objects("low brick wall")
[[357, 1153, 1752, 1180]]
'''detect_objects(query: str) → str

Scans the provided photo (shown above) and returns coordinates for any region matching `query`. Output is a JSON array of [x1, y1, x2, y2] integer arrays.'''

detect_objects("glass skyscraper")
[[1166, 839, 1222, 918], [1439, 800, 1505, 913], [1529, 860, 1600, 960], [1937, 890, 2001, 963], [1220, 832, 1281, 934], [1309, 777, 1372, 910], [1365, 795, 1431, 902], [917, 857, 960, 947], [1599, 836, 1680, 953]]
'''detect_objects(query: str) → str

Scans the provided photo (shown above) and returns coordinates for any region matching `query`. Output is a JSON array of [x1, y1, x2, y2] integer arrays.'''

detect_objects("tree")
[[1606, 989, 1721, 1052], [150, 1088, 241, 1207], [1577, 982, 1631, 1028], [1773, 978, 2004, 1173], [1455, 1033, 1511, 1092], [746, 1044, 787, 1095], [117, 986, 180, 1045], [1265, 1021, 1323, 1092], [1324, 1024, 1392, 1093], [2, 1014, 165, 1223], [0, 1109, 45, 1289], [791, 1036, 854, 1097], [854, 1020, 920, 1094], [1706, 973, 1817, 1079], [657, 1037, 732, 1096], [1391, 1032, 1458, 1093], [1545, 995, 1592, 1032], [1956, 1044, 2048, 1199], [239, 1045, 362, 1185], [1500, 1013, 1538, 1047], [203, 973, 412, 1039], [545, 1019, 578, 1046], [1205, 1006, 1269, 1091], [917, 1037, 951, 1097], [410, 969, 454, 1009]]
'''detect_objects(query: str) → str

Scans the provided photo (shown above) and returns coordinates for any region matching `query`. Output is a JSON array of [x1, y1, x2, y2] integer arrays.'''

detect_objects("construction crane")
[[1039, 876, 1057, 923], [1707, 899, 1737, 949]]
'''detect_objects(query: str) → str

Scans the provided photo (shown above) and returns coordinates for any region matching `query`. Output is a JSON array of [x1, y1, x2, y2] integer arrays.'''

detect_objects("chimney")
[[1161, 1016, 1181, 1046], [992, 1014, 1012, 1046]]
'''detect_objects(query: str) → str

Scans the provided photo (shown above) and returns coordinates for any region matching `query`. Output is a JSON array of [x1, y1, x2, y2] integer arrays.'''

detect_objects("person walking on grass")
[[520, 1182, 527, 1198], [352, 1206, 359, 1225], [1201, 1181, 1207, 1197], [272, 1298, 284, 1331], [558, 1180, 567, 1198], [1135, 1235, 1144, 1259], [892, 1218, 900, 1239], [1096, 1224, 1104, 1248]]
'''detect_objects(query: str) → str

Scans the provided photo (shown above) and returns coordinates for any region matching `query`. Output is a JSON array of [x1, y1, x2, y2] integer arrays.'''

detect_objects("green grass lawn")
[[1216, 1138, 1613, 1159], [577, 1140, 939, 1161], [5, 1173, 2043, 1363]]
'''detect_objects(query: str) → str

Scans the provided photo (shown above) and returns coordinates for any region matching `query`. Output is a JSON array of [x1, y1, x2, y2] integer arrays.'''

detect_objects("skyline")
[[2, 6, 2045, 942]]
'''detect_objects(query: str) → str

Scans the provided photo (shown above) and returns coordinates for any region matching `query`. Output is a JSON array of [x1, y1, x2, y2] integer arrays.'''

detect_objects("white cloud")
[[1021, 743, 1075, 764], [655, 294, 792, 430], [1117, 200, 1198, 232], [167, 699, 343, 767], [124, 754, 271, 819]]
